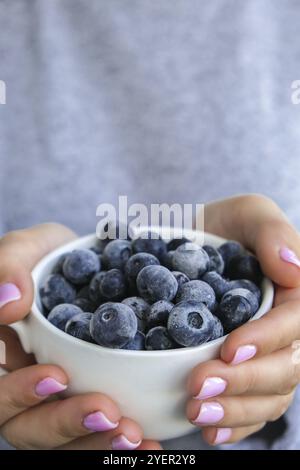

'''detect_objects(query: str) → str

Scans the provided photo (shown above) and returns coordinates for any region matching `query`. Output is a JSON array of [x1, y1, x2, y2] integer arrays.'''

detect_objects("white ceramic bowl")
[[11, 227, 274, 441]]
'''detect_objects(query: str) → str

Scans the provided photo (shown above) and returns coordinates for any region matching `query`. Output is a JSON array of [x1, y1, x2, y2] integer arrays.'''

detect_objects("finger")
[[274, 285, 300, 306], [137, 440, 163, 450], [220, 300, 300, 363], [0, 326, 35, 371], [0, 223, 76, 324], [202, 422, 266, 446], [187, 392, 294, 428], [204, 194, 300, 287], [0, 364, 68, 425], [188, 347, 300, 399], [1, 392, 123, 450], [57, 417, 143, 451]]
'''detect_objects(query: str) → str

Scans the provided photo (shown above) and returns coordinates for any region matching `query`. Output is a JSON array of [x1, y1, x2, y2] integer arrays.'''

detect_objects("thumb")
[[204, 194, 300, 288], [0, 223, 76, 324]]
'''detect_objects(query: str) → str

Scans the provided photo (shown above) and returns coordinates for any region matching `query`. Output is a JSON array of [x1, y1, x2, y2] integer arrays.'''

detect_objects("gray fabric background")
[[0, 0, 300, 450]]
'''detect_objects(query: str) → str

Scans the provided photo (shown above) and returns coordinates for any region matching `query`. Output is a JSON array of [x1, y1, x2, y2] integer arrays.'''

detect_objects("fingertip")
[[0, 264, 34, 324], [110, 417, 144, 450], [137, 440, 163, 450], [201, 427, 218, 446], [255, 220, 300, 288], [220, 326, 258, 364]]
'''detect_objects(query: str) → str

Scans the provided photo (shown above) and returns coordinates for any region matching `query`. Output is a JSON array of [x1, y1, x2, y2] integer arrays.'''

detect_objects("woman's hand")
[[0, 224, 160, 450], [187, 195, 300, 445]]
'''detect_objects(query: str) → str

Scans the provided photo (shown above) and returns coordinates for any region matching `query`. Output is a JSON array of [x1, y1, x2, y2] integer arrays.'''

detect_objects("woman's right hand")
[[0, 223, 161, 450]]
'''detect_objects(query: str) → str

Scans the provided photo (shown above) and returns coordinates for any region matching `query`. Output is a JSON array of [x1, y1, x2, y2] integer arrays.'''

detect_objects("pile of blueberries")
[[40, 231, 263, 351]]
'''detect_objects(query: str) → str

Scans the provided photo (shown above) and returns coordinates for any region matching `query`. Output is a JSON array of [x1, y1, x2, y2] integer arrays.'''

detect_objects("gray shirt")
[[0, 0, 300, 450]]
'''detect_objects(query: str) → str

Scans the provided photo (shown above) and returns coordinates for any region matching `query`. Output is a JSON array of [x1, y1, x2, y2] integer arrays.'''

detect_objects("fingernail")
[[279, 247, 300, 269], [83, 411, 118, 432], [0, 283, 21, 309], [111, 435, 142, 450], [35, 377, 67, 396], [194, 377, 227, 400], [214, 428, 232, 444], [231, 344, 257, 365], [193, 401, 224, 425]]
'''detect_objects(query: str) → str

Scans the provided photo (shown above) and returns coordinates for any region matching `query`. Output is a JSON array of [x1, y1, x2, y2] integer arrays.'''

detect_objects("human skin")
[[0, 194, 300, 448], [186, 194, 300, 445]]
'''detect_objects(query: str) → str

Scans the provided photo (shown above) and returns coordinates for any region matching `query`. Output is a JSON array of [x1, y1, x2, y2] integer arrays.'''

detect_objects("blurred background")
[[0, 0, 299, 232]]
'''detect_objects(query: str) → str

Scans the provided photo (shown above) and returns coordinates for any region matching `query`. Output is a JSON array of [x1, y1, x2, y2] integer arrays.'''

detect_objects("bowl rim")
[[30, 228, 274, 358]]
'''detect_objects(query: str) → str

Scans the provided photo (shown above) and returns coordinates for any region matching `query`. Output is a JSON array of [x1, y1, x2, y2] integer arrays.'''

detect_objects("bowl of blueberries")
[[11, 226, 274, 440]]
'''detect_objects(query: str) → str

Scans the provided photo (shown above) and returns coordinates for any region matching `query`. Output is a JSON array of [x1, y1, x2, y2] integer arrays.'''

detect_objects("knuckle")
[[238, 194, 277, 211], [0, 230, 23, 246], [279, 361, 300, 395], [49, 402, 79, 442], [1, 424, 34, 449], [242, 362, 258, 394]]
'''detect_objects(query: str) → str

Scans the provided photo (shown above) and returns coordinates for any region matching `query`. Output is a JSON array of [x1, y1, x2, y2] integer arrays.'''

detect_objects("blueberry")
[[162, 250, 175, 270], [122, 296, 150, 332], [172, 243, 209, 279], [48, 304, 83, 330], [145, 326, 178, 350], [40, 274, 76, 311], [218, 288, 259, 332], [73, 286, 97, 311], [226, 254, 263, 285], [171, 271, 190, 289], [167, 237, 191, 251], [125, 252, 160, 283], [89, 271, 106, 303], [76, 285, 91, 300], [122, 331, 145, 350], [201, 271, 230, 300], [102, 240, 132, 270], [73, 297, 96, 312], [210, 315, 224, 340], [176, 280, 216, 311], [202, 245, 225, 275], [99, 269, 127, 301], [227, 279, 261, 302], [168, 301, 215, 347], [89, 246, 102, 255], [147, 300, 174, 328], [90, 302, 137, 348], [63, 249, 100, 285], [137, 265, 178, 303], [65, 312, 94, 342], [52, 254, 67, 274], [94, 238, 110, 253], [132, 231, 167, 261], [218, 241, 244, 266]]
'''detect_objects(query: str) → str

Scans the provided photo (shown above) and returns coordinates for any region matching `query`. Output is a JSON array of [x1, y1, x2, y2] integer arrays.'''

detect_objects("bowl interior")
[[31, 226, 274, 356]]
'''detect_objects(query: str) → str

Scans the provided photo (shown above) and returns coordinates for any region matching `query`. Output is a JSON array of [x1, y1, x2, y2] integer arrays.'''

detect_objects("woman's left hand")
[[186, 195, 300, 445]]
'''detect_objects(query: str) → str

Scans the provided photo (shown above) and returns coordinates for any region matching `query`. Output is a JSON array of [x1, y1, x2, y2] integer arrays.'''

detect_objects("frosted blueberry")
[[40, 274, 76, 311]]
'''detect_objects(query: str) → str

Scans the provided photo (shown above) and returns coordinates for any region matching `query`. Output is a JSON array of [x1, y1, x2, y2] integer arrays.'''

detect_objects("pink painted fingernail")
[[279, 247, 300, 268], [83, 411, 118, 432], [111, 435, 142, 450], [0, 283, 21, 309], [194, 377, 227, 400], [193, 401, 224, 425], [35, 377, 67, 396], [231, 344, 257, 365], [214, 428, 232, 444]]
